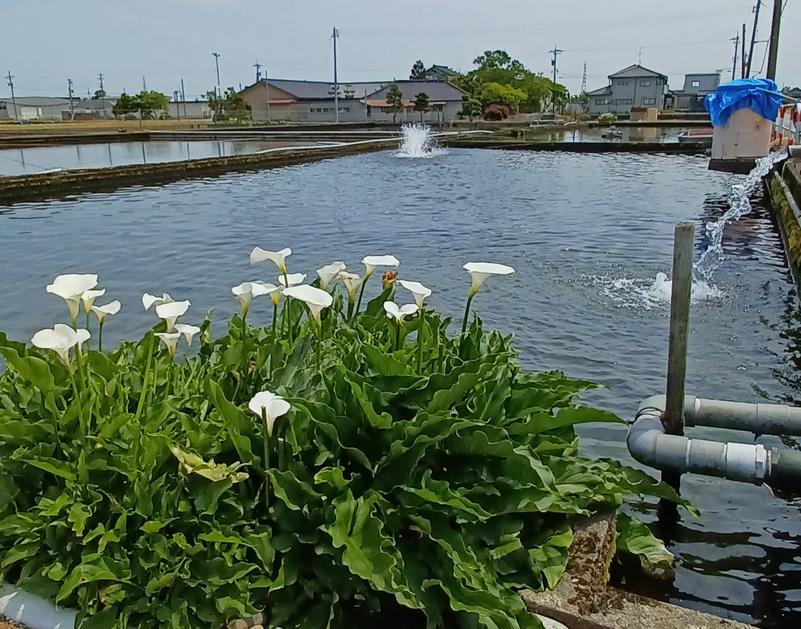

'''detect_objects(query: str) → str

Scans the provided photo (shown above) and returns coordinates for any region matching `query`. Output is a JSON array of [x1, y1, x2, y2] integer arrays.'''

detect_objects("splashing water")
[[695, 149, 788, 281], [599, 150, 787, 309], [396, 124, 446, 158]]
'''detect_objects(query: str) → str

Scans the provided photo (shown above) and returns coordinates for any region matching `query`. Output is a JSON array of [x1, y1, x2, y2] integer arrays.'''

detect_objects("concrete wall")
[[168, 101, 212, 120], [244, 95, 462, 123]]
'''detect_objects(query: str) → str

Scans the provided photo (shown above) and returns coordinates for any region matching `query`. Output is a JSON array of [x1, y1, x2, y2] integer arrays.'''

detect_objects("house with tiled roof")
[[239, 78, 464, 123], [587, 64, 669, 116]]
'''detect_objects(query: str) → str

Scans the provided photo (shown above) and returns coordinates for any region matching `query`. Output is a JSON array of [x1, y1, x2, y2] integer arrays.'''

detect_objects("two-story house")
[[672, 73, 721, 111], [587, 64, 669, 116]]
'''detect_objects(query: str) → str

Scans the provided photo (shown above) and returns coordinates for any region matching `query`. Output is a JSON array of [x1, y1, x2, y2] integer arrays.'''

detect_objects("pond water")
[[0, 140, 290, 176], [0, 147, 799, 627]]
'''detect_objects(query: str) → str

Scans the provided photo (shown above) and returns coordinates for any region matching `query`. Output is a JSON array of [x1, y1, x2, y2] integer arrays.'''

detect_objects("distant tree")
[[410, 60, 426, 80], [207, 87, 251, 121], [112, 92, 135, 117], [92, 89, 107, 100], [413, 92, 430, 123], [385, 82, 404, 124], [131, 90, 170, 119], [458, 94, 483, 123], [480, 82, 527, 112]]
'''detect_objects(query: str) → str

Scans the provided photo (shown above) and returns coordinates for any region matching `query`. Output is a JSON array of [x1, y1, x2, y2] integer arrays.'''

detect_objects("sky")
[[1, 0, 799, 101]]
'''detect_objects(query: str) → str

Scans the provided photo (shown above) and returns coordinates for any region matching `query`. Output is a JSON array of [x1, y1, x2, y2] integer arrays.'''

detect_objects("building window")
[[691, 80, 701, 88], [642, 98, 656, 105], [640, 80, 652, 87], [616, 80, 629, 86], [595, 98, 610, 105], [614, 99, 633, 105]]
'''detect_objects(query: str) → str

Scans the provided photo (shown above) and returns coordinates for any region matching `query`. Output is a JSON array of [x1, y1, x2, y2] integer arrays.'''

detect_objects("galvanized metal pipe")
[[627, 396, 801, 490]]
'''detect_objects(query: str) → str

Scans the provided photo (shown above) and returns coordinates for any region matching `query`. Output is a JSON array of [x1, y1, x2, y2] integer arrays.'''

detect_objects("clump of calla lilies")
[[28, 252, 514, 494]]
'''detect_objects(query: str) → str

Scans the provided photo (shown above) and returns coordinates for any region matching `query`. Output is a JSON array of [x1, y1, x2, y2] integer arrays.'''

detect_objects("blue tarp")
[[704, 78, 783, 127]]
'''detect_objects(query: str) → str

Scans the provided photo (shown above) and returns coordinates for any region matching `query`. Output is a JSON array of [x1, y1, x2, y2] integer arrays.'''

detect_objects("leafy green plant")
[[0, 255, 683, 628]]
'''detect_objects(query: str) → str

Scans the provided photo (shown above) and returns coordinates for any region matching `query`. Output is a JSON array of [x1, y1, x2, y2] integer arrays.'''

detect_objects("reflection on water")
[[529, 125, 687, 143], [0, 149, 800, 626], [0, 140, 281, 176]]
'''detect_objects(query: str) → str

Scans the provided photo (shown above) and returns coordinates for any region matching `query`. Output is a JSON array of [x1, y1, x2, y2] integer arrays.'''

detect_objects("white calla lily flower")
[[463, 262, 515, 296], [248, 391, 291, 436], [32, 324, 90, 365], [174, 323, 201, 348], [232, 281, 272, 315], [81, 289, 106, 313], [337, 271, 362, 303], [155, 332, 182, 356], [316, 261, 347, 290], [362, 255, 400, 278], [250, 247, 292, 273], [142, 292, 173, 311], [278, 273, 306, 288], [398, 280, 432, 308], [383, 301, 418, 323], [91, 300, 121, 324], [155, 300, 190, 331], [46, 274, 99, 322], [282, 285, 334, 322]]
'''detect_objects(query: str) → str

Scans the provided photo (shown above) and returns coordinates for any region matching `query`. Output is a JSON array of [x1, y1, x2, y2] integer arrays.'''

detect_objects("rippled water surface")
[[1, 148, 800, 626], [0, 140, 282, 176]]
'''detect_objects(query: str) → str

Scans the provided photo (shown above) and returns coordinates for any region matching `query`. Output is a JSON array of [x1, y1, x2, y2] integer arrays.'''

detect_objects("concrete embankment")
[[0, 141, 397, 204], [766, 153, 801, 289], [441, 138, 708, 154]]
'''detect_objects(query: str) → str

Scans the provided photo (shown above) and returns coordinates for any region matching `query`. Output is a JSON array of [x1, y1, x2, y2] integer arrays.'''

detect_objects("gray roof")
[[244, 79, 386, 100], [609, 64, 667, 80], [366, 80, 465, 101], [0, 96, 71, 106], [586, 85, 613, 96], [684, 72, 721, 78]]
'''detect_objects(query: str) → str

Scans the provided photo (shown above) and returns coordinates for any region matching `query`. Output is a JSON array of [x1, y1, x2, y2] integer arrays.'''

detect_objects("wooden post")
[[663, 222, 694, 490]]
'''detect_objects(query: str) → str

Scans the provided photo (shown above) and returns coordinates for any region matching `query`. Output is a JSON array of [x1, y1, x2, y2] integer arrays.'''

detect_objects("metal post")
[[549, 45, 564, 116], [741, 24, 747, 79], [731, 32, 740, 80], [663, 222, 695, 490], [264, 66, 271, 123], [212, 52, 221, 96], [766, 0, 782, 80], [332, 27, 340, 124], [746, 0, 762, 78], [180, 78, 187, 119], [67, 78, 75, 120], [5, 71, 17, 121]]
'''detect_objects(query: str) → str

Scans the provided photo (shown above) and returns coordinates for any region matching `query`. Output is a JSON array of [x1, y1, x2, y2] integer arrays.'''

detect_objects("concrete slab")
[[521, 515, 752, 629]]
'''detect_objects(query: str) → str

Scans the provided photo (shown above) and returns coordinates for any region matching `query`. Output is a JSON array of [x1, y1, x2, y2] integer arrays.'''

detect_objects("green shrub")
[[0, 259, 682, 628]]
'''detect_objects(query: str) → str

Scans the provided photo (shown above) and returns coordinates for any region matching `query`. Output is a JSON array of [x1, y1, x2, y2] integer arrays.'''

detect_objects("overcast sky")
[[1, 0, 798, 100]]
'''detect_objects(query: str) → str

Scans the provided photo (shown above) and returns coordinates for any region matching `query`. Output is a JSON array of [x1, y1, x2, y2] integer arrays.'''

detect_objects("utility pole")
[[741, 23, 747, 79], [332, 27, 340, 123], [5, 71, 17, 121], [548, 45, 564, 116], [97, 71, 105, 94], [746, 1, 762, 78], [638, 47, 643, 65], [264, 64, 271, 123], [142, 75, 147, 91], [580, 61, 587, 94], [212, 52, 221, 96], [67, 78, 75, 120], [180, 78, 187, 119], [254, 61, 262, 83], [765, 0, 782, 80], [173, 90, 180, 119], [731, 32, 740, 80]]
